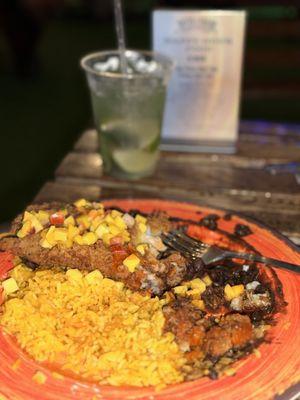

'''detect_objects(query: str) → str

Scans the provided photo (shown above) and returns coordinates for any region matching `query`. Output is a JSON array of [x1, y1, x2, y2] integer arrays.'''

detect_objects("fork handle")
[[221, 251, 300, 274]]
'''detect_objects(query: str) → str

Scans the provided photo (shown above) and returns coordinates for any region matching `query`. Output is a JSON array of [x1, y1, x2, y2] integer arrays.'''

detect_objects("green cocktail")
[[81, 50, 173, 179]]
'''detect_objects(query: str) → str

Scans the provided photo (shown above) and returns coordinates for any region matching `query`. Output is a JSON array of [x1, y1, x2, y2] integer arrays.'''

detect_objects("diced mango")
[[224, 368, 236, 377], [224, 284, 244, 301], [52, 372, 64, 380], [74, 199, 89, 208], [113, 215, 126, 230], [123, 254, 140, 272], [122, 231, 130, 242], [135, 214, 147, 224], [67, 225, 80, 239], [88, 209, 99, 220], [82, 232, 98, 245], [66, 269, 83, 282], [10, 264, 33, 284], [192, 299, 205, 310], [186, 288, 202, 299], [115, 281, 124, 290], [65, 239, 73, 249], [17, 220, 32, 238], [64, 216, 75, 227], [102, 232, 113, 246], [40, 238, 53, 249], [23, 212, 44, 233], [32, 218, 44, 233], [90, 216, 103, 232], [173, 285, 188, 296], [203, 275, 212, 286], [53, 228, 68, 242], [11, 359, 21, 371], [105, 214, 115, 225], [36, 210, 50, 225], [161, 291, 173, 305], [111, 210, 122, 218], [76, 215, 91, 229], [190, 278, 206, 294], [23, 211, 33, 222], [95, 223, 109, 238], [45, 226, 56, 245], [32, 371, 47, 385], [136, 244, 147, 256], [85, 270, 103, 284], [73, 235, 84, 245], [2, 278, 19, 295], [102, 278, 115, 287], [109, 225, 121, 236], [138, 223, 147, 234], [93, 202, 104, 210]]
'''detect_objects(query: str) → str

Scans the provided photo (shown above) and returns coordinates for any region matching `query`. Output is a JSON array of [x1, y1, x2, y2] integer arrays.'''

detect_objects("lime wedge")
[[112, 149, 158, 174]]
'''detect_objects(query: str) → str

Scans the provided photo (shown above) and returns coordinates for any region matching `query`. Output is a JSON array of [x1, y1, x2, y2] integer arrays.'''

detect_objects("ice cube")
[[135, 59, 159, 74], [147, 61, 159, 73], [126, 51, 140, 64], [94, 62, 108, 72], [93, 57, 120, 73], [135, 59, 148, 73], [106, 56, 120, 71]]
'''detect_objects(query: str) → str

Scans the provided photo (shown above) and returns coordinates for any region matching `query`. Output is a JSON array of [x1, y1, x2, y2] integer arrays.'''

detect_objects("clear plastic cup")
[[81, 50, 173, 180]]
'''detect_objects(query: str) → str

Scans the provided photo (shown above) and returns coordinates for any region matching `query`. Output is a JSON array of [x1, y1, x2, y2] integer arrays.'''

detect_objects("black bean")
[[234, 224, 252, 237], [185, 258, 206, 279], [254, 284, 267, 294], [129, 209, 146, 217], [200, 215, 219, 230], [157, 248, 173, 260], [208, 369, 219, 380], [250, 310, 265, 323]]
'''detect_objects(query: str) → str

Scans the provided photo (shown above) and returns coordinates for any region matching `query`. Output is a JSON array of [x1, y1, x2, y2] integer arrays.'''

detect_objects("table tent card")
[[153, 10, 246, 153]]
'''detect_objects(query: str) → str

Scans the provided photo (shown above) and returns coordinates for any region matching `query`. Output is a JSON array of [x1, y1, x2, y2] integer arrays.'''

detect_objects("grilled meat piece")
[[203, 314, 253, 357], [163, 299, 253, 363], [163, 298, 207, 352], [201, 286, 225, 312], [0, 234, 189, 295]]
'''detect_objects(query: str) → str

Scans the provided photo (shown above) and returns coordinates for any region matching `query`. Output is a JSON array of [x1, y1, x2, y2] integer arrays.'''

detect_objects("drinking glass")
[[81, 50, 173, 179]]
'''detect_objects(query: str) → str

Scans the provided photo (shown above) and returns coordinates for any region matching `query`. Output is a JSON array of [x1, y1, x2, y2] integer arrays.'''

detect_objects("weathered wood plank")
[[74, 122, 300, 156], [55, 151, 300, 194], [34, 181, 102, 203]]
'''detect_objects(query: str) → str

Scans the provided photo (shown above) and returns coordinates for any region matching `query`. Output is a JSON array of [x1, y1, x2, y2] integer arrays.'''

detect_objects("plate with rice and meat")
[[0, 198, 299, 400]]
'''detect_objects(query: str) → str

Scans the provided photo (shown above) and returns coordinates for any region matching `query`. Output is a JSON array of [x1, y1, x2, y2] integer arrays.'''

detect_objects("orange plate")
[[0, 199, 300, 400]]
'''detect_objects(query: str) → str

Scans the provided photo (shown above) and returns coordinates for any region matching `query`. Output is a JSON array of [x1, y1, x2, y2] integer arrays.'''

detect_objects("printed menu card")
[[153, 10, 246, 152]]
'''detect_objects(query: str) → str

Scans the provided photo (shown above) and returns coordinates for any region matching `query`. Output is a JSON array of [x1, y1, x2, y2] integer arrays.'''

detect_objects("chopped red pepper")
[[50, 213, 65, 226], [110, 236, 123, 246], [110, 244, 129, 264], [0, 252, 14, 279]]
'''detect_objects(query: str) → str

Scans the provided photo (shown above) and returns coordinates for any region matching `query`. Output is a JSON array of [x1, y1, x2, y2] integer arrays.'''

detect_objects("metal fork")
[[162, 230, 300, 274]]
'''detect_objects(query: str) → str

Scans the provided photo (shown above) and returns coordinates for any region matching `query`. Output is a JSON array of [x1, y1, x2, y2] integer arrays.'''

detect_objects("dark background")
[[0, 1, 299, 223]]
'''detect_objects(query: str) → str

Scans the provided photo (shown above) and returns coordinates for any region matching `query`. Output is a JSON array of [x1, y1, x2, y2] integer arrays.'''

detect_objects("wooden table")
[[35, 120, 300, 242]]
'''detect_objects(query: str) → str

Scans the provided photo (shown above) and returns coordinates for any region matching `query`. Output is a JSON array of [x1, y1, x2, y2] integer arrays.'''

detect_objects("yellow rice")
[[0, 264, 186, 387]]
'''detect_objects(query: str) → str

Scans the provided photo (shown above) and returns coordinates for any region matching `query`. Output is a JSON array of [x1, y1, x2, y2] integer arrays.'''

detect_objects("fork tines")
[[162, 230, 209, 257]]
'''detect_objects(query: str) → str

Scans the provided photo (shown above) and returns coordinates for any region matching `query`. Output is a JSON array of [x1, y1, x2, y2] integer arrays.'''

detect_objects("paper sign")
[[153, 10, 246, 151]]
